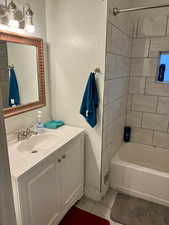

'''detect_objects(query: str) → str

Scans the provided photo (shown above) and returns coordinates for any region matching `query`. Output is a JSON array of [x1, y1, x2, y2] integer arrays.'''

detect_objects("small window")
[[157, 52, 169, 83]]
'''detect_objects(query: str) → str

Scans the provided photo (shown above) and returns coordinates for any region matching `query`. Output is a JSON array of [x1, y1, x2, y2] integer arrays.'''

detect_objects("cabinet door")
[[61, 136, 84, 208], [19, 159, 61, 225]]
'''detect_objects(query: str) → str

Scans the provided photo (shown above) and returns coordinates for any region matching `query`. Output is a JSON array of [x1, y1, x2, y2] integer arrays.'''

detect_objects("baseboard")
[[84, 186, 103, 201]]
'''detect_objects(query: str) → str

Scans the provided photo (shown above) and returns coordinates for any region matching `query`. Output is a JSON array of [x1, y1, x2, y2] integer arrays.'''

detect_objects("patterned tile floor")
[[76, 189, 122, 225]]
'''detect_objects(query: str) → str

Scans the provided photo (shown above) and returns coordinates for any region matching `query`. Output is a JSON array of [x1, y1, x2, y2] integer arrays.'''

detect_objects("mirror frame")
[[0, 31, 46, 118]]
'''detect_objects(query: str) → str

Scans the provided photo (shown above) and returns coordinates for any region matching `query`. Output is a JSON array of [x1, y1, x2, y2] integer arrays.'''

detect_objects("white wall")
[[7, 43, 39, 105], [3, 0, 51, 133], [45, 0, 107, 199]]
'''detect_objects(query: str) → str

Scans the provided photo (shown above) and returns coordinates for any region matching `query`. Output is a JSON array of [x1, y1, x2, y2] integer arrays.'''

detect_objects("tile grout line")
[[155, 96, 159, 113], [141, 112, 144, 129], [165, 16, 169, 36], [148, 38, 151, 58], [143, 77, 147, 96], [152, 130, 155, 147]]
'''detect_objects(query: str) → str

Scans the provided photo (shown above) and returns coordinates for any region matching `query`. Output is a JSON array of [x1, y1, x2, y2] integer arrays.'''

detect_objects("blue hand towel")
[[9, 68, 20, 107], [44, 120, 64, 129], [80, 72, 99, 128]]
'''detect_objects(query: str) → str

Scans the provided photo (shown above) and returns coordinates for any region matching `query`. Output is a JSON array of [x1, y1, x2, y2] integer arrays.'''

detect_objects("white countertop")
[[8, 126, 84, 178]]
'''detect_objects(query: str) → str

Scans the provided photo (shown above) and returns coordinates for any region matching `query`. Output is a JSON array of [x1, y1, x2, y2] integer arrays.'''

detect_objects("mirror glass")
[[0, 40, 39, 109]]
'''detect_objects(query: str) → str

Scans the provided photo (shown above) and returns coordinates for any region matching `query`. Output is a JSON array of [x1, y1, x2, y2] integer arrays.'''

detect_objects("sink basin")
[[18, 133, 59, 153]]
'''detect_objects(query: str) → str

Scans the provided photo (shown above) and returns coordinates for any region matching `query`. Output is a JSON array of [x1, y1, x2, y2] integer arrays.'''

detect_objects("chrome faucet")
[[16, 127, 38, 141]]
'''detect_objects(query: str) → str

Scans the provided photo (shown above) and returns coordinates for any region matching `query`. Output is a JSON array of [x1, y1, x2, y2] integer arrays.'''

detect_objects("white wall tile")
[[127, 10, 169, 151], [105, 54, 130, 79], [132, 38, 150, 57], [149, 37, 169, 57], [132, 95, 157, 112], [131, 128, 153, 145], [110, 97, 126, 122], [167, 17, 169, 36], [153, 132, 169, 149], [157, 97, 169, 114], [111, 25, 130, 57], [103, 125, 112, 149], [103, 104, 112, 128], [131, 20, 138, 38], [102, 0, 131, 192], [142, 113, 169, 131], [105, 71, 112, 81], [110, 119, 124, 153], [130, 58, 158, 77], [106, 22, 112, 52], [102, 144, 112, 178], [110, 78, 129, 102], [126, 111, 142, 128], [103, 117, 124, 149], [103, 97, 126, 128], [104, 81, 111, 105], [107, 0, 131, 36], [105, 53, 112, 73], [137, 16, 167, 38], [145, 78, 169, 96], [127, 94, 132, 110], [129, 77, 146, 94]]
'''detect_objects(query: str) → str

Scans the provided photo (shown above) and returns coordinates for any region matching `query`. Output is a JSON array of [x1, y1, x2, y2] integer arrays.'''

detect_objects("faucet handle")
[[16, 129, 24, 141], [15, 128, 23, 135], [29, 125, 38, 135]]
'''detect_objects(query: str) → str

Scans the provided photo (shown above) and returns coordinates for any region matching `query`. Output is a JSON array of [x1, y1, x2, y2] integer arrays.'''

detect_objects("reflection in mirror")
[[0, 41, 39, 109]]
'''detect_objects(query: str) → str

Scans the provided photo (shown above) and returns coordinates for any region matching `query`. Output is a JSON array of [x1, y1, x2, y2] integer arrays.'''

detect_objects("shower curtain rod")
[[113, 3, 169, 16]]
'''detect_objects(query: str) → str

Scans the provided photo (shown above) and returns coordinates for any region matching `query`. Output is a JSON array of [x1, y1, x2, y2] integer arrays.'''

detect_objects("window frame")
[[156, 51, 169, 84]]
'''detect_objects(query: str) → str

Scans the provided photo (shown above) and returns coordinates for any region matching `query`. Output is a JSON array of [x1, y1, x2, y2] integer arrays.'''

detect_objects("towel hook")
[[8, 64, 14, 69], [94, 67, 101, 74]]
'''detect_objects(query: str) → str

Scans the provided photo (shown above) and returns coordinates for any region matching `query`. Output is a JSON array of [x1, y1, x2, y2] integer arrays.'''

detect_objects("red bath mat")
[[59, 206, 110, 225]]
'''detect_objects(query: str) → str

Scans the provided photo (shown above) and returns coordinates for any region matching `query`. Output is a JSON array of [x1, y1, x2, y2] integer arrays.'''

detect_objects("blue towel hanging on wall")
[[9, 68, 20, 107], [80, 72, 99, 128]]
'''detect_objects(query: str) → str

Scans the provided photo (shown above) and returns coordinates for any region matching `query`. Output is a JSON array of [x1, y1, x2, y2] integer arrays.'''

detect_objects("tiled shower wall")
[[127, 15, 169, 149], [101, 0, 131, 191]]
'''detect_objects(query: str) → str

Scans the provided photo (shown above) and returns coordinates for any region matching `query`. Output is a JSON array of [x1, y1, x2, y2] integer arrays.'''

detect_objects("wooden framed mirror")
[[0, 31, 46, 118]]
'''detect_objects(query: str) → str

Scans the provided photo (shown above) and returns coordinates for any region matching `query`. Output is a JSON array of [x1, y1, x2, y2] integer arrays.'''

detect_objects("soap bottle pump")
[[36, 110, 44, 133]]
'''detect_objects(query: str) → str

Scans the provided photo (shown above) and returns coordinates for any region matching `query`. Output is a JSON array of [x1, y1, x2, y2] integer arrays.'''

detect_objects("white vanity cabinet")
[[11, 128, 84, 225], [61, 136, 84, 210]]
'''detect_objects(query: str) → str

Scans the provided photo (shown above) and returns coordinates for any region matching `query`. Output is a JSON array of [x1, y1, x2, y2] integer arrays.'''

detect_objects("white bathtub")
[[111, 143, 169, 207]]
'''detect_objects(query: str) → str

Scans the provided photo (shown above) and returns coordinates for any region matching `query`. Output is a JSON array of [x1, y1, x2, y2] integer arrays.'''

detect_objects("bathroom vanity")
[[8, 126, 84, 225]]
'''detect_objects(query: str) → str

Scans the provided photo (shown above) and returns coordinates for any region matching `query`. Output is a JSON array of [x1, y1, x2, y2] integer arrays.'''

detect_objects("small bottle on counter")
[[36, 110, 44, 134]]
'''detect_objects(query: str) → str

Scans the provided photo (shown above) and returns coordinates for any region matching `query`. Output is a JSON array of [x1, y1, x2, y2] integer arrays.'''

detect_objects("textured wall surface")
[[101, 0, 131, 193], [127, 4, 169, 150]]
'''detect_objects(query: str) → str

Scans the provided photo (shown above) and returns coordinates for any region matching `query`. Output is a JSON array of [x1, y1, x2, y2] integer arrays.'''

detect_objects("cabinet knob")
[[62, 155, 66, 159], [58, 159, 62, 163]]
